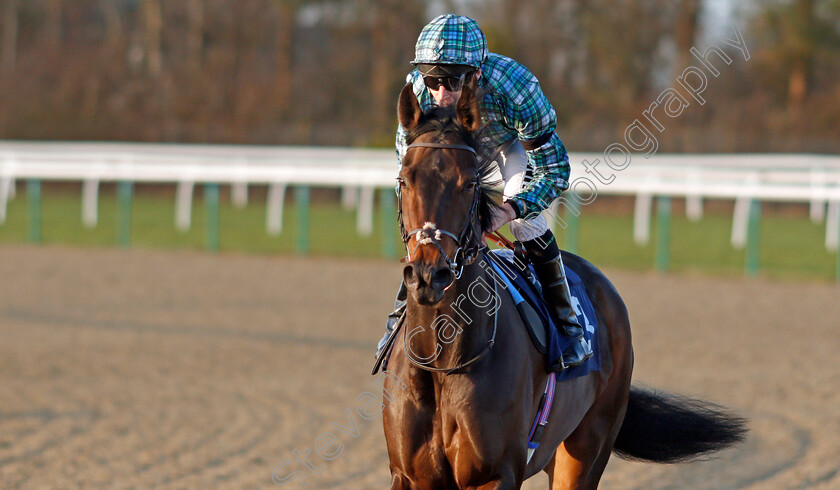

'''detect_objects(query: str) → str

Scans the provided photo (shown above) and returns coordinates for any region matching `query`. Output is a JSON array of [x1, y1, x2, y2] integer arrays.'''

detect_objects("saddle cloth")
[[486, 249, 600, 381]]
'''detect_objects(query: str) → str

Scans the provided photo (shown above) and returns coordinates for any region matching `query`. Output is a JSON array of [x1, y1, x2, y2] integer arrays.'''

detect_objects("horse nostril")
[[403, 264, 418, 286], [431, 267, 454, 288]]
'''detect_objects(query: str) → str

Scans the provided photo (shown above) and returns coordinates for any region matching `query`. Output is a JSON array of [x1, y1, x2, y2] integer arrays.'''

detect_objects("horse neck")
[[404, 259, 495, 368]]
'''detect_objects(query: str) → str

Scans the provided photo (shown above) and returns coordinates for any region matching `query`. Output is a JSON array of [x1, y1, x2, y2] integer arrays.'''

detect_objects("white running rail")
[[1, 141, 840, 250]]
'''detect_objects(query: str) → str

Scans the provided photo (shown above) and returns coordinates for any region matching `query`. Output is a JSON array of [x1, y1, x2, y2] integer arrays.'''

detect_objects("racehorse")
[[380, 83, 747, 489]]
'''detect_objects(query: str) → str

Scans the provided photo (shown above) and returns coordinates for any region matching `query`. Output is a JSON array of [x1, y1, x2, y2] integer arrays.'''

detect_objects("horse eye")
[[464, 180, 477, 191], [397, 177, 407, 188]]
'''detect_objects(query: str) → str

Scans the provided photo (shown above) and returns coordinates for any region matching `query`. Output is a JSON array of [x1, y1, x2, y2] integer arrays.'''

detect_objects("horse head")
[[396, 83, 500, 306]]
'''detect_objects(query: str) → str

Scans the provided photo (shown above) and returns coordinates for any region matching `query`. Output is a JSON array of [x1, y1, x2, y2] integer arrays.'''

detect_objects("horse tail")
[[612, 386, 747, 463]]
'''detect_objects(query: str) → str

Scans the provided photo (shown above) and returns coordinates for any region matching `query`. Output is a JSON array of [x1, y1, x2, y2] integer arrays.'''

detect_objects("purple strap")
[[527, 374, 556, 450], [541, 374, 556, 424]]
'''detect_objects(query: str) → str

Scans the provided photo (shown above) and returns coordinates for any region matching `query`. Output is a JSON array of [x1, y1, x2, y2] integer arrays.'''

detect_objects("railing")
[[2, 141, 840, 279]]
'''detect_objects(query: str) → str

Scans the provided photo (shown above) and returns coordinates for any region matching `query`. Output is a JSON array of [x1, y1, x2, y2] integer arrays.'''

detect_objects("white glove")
[[487, 201, 517, 233]]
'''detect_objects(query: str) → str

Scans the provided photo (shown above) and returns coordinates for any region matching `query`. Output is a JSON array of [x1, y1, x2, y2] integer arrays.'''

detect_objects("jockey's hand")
[[487, 201, 517, 233]]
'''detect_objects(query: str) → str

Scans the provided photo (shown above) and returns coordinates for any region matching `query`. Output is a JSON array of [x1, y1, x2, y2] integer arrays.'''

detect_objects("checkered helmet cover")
[[411, 15, 488, 68]]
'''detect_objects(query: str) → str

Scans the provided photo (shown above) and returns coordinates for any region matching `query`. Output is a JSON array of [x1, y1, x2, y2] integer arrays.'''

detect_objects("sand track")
[[0, 245, 838, 489]]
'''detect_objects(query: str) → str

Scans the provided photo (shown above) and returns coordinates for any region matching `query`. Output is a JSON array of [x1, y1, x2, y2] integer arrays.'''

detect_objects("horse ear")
[[398, 84, 422, 131], [456, 85, 481, 133]]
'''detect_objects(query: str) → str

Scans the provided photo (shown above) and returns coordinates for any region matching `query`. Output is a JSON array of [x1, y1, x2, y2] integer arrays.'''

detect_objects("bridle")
[[403, 262, 498, 374], [398, 142, 485, 280], [397, 140, 497, 374]]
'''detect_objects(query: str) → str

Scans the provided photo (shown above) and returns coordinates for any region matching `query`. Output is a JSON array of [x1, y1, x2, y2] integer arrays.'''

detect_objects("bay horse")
[[381, 84, 746, 489]]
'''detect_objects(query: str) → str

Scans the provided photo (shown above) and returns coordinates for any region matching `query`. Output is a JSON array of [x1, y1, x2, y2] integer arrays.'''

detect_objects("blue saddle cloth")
[[487, 249, 601, 382]]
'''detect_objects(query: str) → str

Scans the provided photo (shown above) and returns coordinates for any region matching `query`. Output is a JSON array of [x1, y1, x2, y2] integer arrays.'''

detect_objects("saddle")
[[372, 244, 600, 380], [486, 247, 600, 381]]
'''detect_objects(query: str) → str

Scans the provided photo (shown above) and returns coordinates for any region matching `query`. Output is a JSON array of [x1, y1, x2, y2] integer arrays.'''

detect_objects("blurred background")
[[1, 2, 840, 488], [1, 0, 839, 151], [1, 0, 840, 280]]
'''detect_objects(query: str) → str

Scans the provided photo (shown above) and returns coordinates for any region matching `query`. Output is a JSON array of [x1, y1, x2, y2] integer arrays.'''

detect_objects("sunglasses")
[[422, 73, 467, 91]]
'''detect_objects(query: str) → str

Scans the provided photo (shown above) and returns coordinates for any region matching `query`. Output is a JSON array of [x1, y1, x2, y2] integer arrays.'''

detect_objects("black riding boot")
[[375, 280, 408, 359], [524, 230, 593, 371]]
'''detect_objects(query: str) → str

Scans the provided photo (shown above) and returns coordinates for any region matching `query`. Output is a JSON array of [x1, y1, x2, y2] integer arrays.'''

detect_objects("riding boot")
[[523, 231, 593, 371], [375, 280, 408, 359]]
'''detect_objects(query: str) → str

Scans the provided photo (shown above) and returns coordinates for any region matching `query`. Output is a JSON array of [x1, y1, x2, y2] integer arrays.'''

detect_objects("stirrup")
[[549, 338, 592, 371], [372, 309, 406, 375]]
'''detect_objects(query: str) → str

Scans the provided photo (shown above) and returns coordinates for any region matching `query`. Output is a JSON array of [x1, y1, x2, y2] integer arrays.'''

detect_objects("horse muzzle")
[[403, 261, 454, 305]]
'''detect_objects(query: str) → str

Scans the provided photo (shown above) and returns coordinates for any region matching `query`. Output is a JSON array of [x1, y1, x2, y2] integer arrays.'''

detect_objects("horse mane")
[[404, 106, 503, 233]]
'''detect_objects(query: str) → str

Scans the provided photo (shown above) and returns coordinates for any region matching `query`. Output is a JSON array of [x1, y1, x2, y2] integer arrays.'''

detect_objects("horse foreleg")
[[548, 438, 611, 490], [469, 477, 519, 489], [463, 466, 521, 490], [389, 472, 412, 490], [548, 367, 631, 489], [542, 453, 557, 487]]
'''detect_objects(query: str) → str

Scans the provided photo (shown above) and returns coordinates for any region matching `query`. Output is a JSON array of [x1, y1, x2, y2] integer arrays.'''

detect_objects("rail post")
[[564, 200, 580, 254], [835, 202, 840, 283], [380, 188, 397, 259], [746, 200, 761, 277], [296, 186, 310, 254], [655, 196, 671, 272], [27, 179, 41, 244], [205, 183, 220, 252], [117, 181, 133, 248]]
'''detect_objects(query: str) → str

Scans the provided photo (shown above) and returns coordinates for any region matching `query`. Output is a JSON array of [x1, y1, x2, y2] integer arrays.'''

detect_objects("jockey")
[[377, 14, 592, 371]]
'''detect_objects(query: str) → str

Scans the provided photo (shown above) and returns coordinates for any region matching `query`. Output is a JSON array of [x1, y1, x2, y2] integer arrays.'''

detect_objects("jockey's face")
[[430, 84, 460, 109], [428, 69, 481, 109]]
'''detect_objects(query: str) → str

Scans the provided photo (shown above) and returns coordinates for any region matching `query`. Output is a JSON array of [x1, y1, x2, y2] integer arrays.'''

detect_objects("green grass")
[[1, 186, 838, 282], [0, 186, 403, 258], [551, 210, 839, 281]]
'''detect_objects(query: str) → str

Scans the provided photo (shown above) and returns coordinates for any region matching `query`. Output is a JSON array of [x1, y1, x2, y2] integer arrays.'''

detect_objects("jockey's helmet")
[[412, 15, 487, 77]]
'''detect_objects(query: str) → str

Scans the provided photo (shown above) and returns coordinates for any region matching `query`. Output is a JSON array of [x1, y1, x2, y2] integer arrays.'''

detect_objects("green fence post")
[[564, 201, 580, 254], [746, 200, 761, 277], [117, 181, 133, 248], [205, 183, 220, 252], [295, 186, 310, 254], [380, 188, 397, 259], [835, 204, 839, 283], [27, 179, 41, 244], [655, 196, 671, 272]]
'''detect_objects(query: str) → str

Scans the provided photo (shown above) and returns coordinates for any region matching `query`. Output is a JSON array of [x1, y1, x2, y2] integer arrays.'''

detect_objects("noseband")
[[398, 142, 484, 280]]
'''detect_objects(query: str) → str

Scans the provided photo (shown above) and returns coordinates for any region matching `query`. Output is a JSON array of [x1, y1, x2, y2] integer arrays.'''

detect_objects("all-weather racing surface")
[[0, 245, 838, 488]]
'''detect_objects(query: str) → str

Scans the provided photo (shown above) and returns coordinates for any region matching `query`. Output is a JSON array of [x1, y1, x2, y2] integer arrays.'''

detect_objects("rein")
[[404, 142, 477, 155], [399, 142, 483, 280], [399, 140, 497, 374], [403, 253, 499, 375]]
